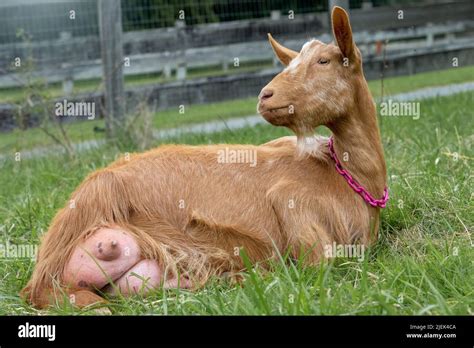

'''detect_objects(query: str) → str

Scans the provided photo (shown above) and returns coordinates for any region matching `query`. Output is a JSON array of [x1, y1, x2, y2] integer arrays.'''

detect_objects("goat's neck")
[[327, 84, 387, 199]]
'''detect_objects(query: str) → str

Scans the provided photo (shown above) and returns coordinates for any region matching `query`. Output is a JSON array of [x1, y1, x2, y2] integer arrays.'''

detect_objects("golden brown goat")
[[21, 7, 387, 309]]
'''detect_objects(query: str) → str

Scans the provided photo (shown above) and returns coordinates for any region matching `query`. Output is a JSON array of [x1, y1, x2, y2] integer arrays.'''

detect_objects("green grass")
[[367, 65, 474, 99], [0, 97, 260, 154], [0, 91, 472, 315], [1, 65, 473, 155]]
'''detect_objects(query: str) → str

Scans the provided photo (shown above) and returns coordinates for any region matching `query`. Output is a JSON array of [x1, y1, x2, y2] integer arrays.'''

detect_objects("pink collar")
[[327, 136, 389, 208]]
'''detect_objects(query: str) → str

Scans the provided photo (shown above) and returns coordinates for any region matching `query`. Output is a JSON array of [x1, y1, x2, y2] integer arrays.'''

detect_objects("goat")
[[21, 7, 387, 309]]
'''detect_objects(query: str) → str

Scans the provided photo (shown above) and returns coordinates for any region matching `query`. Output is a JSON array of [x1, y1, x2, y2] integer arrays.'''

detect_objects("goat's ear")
[[268, 33, 298, 66], [331, 6, 357, 61]]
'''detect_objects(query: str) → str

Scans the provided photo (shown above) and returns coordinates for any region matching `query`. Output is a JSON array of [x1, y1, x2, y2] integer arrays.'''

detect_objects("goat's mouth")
[[258, 105, 291, 125]]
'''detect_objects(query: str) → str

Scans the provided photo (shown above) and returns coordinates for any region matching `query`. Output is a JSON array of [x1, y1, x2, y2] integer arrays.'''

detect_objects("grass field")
[[1, 65, 473, 154], [0, 89, 472, 315]]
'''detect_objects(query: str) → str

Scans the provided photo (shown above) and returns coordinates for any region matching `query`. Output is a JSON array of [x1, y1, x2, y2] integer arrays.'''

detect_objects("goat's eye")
[[318, 58, 330, 65]]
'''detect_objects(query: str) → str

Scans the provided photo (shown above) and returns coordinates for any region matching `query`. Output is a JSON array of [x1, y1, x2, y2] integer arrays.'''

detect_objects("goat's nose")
[[259, 89, 274, 101]]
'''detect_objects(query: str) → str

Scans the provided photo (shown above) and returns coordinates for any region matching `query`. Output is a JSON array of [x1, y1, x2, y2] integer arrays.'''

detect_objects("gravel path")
[[386, 81, 474, 101], [1, 81, 473, 161]]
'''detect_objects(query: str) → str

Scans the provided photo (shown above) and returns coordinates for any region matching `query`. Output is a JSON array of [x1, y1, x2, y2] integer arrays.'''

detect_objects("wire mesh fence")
[[1, 0, 424, 90], [0, 0, 471, 136], [0, 0, 338, 134], [0, 0, 331, 90]]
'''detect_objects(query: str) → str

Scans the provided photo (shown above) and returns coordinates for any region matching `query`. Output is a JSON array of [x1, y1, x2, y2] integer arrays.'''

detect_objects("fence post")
[[175, 20, 187, 81], [426, 23, 434, 47], [98, 0, 125, 139]]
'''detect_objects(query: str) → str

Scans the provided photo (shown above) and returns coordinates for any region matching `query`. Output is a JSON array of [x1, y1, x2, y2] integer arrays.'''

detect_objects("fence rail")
[[0, 18, 473, 89]]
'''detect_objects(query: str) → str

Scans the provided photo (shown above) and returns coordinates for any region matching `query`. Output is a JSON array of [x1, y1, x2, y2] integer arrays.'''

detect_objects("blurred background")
[[0, 0, 473, 153]]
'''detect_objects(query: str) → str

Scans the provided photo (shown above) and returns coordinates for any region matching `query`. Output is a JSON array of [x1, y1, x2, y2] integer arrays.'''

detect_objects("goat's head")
[[258, 6, 364, 137]]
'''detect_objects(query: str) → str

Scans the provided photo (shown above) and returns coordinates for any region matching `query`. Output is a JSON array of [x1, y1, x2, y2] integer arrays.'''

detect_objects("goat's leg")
[[267, 183, 334, 264], [20, 283, 107, 309]]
